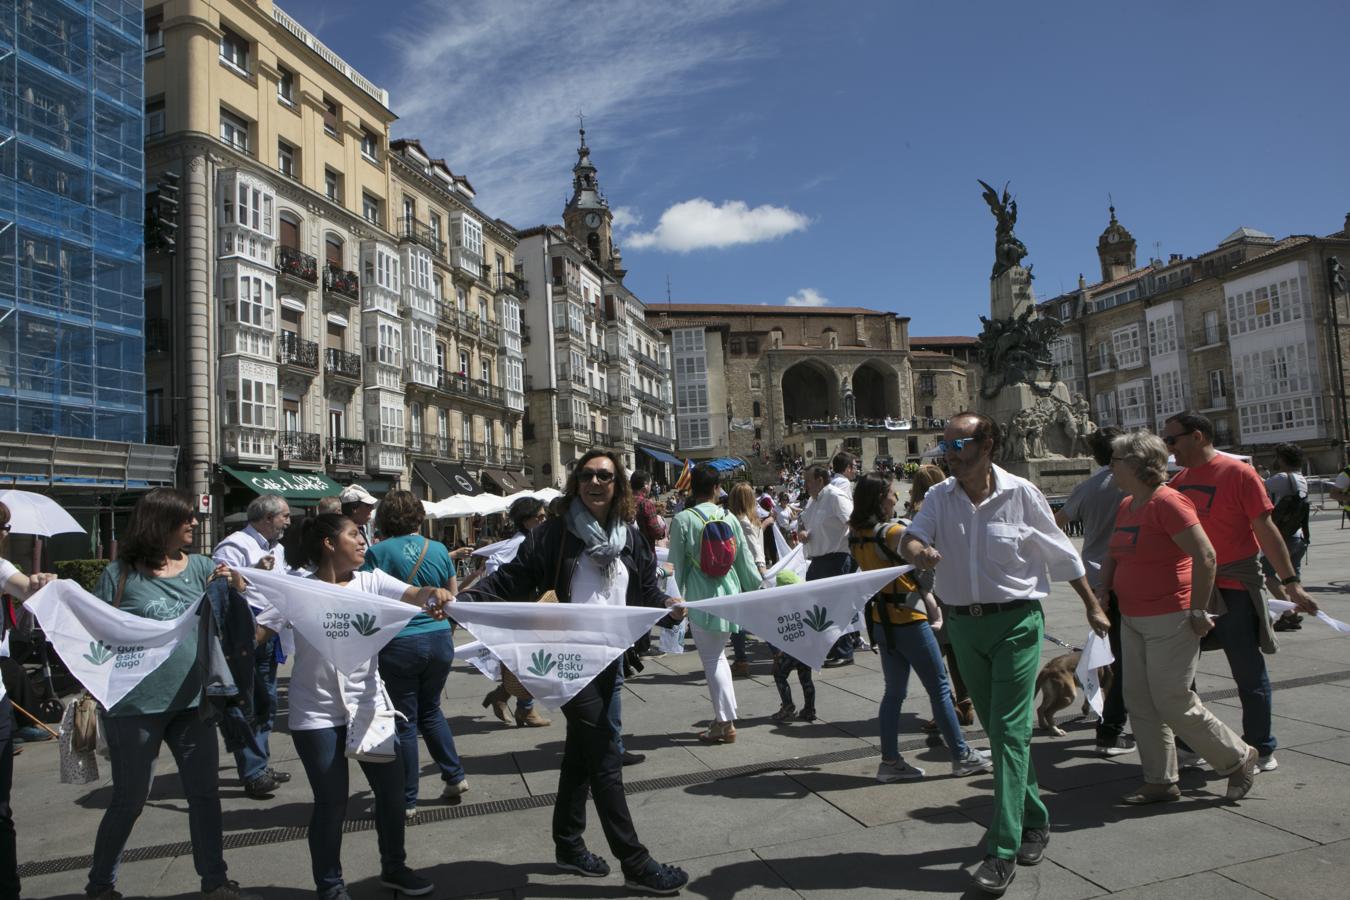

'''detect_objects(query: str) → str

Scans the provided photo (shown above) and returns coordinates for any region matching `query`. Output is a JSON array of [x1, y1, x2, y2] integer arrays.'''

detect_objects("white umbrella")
[[0, 490, 86, 537]]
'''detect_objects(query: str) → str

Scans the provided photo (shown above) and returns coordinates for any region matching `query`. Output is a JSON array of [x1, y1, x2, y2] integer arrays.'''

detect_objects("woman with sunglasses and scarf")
[[460, 450, 688, 895]]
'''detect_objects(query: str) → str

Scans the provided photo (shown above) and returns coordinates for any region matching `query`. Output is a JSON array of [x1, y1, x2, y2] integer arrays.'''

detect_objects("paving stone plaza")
[[12, 509, 1350, 899]]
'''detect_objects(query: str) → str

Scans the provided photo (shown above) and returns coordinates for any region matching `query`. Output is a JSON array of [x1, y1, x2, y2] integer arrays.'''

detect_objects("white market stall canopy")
[[423, 487, 562, 519]]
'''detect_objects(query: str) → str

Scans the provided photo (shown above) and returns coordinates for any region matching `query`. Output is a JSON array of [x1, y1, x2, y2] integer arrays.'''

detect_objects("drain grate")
[[19, 667, 1350, 879]]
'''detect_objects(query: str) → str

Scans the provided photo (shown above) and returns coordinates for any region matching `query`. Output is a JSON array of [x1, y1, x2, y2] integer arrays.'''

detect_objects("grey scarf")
[[564, 500, 628, 575]]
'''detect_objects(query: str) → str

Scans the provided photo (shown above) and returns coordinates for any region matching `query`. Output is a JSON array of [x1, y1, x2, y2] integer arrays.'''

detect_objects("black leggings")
[[772, 651, 815, 709]]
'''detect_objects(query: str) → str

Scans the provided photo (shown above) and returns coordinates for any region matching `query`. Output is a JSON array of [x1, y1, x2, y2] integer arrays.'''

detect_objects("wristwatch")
[[1187, 608, 1209, 619], [1280, 575, 1301, 586]]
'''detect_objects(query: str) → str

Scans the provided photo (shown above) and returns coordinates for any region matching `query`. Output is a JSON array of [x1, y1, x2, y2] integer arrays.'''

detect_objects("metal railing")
[[591, 430, 614, 447], [462, 440, 485, 461], [437, 370, 504, 404], [637, 430, 674, 449], [278, 430, 322, 464], [1190, 325, 1226, 349], [279, 331, 319, 369], [633, 388, 670, 410], [277, 245, 318, 285], [327, 436, 365, 468], [496, 271, 527, 298], [324, 347, 361, 380], [397, 216, 444, 256], [323, 262, 359, 300], [500, 448, 525, 467], [634, 349, 664, 372]]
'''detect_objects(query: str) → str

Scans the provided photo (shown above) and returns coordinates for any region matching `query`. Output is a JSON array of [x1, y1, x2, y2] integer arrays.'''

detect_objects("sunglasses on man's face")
[[938, 437, 978, 453], [578, 469, 615, 484], [1162, 433, 1186, 446]]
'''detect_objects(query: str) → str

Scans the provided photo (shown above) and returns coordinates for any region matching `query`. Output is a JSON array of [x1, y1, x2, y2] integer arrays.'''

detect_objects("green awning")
[[222, 466, 343, 506]]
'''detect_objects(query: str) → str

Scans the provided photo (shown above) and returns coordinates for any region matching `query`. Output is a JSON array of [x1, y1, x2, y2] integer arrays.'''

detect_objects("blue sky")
[[279, 0, 1350, 336]]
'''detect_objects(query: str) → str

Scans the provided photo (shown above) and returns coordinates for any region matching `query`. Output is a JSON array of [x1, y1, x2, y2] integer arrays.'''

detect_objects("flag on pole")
[[674, 459, 692, 493], [448, 601, 668, 708], [679, 566, 906, 670], [25, 580, 202, 709], [241, 568, 419, 675]]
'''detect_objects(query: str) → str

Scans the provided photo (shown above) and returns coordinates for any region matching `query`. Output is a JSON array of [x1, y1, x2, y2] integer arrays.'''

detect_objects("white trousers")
[[690, 620, 738, 722]]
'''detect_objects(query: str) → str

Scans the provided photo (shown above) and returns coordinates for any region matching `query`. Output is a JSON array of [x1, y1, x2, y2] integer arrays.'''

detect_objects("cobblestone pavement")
[[12, 511, 1350, 898]]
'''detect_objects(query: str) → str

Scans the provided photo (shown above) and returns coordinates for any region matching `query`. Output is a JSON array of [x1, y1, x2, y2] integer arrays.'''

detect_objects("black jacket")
[[460, 516, 666, 609]]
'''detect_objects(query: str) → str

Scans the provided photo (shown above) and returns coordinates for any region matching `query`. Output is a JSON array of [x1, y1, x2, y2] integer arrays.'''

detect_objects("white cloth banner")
[[25, 579, 202, 709], [1268, 599, 1350, 634], [456, 639, 502, 680], [1075, 630, 1116, 718], [471, 537, 516, 560], [683, 567, 906, 670], [241, 568, 419, 674], [448, 602, 667, 709], [761, 542, 809, 589], [771, 521, 792, 563]]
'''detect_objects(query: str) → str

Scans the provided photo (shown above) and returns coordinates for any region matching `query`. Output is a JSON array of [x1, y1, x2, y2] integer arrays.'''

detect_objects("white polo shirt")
[[906, 465, 1085, 606], [798, 480, 853, 558]]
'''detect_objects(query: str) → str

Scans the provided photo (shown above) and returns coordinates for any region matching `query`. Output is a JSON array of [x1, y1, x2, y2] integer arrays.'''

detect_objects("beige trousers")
[[1122, 610, 1249, 784]]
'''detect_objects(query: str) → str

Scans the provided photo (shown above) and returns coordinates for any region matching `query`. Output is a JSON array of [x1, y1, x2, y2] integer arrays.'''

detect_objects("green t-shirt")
[[95, 555, 213, 717], [361, 534, 451, 635]]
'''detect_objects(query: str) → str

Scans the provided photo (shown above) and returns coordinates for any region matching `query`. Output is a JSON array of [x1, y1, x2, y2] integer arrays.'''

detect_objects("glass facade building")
[[0, 0, 144, 441]]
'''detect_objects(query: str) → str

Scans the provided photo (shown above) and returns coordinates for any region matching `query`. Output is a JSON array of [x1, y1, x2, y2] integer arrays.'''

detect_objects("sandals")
[[697, 720, 737, 743]]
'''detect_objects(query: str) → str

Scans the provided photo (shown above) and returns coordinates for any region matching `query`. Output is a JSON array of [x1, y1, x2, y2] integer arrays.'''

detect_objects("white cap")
[[339, 484, 378, 507]]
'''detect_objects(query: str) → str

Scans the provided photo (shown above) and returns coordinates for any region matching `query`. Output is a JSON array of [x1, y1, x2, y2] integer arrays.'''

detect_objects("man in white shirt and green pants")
[[902, 412, 1109, 896]]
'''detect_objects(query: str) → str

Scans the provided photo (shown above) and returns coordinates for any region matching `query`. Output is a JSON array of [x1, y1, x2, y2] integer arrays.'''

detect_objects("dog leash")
[[1043, 633, 1081, 652]]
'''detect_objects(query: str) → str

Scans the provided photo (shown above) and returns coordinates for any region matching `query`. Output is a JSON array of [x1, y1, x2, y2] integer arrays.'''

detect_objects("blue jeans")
[[808, 553, 858, 661], [87, 708, 227, 894], [234, 635, 278, 782], [1261, 536, 1307, 579], [877, 621, 969, 761], [377, 628, 465, 808], [1212, 587, 1275, 756], [0, 700, 17, 899], [292, 726, 407, 898], [609, 662, 626, 754]]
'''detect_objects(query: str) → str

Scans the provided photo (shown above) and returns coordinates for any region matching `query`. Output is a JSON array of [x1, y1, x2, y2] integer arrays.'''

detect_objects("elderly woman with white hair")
[[1097, 431, 1259, 805]]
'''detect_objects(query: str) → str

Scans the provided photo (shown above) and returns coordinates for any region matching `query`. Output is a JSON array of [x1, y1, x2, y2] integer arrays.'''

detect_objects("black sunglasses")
[[578, 469, 615, 484], [1162, 434, 1185, 446]]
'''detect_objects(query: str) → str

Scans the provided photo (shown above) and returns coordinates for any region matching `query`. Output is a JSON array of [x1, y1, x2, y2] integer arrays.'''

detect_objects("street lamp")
[[1327, 256, 1348, 451]]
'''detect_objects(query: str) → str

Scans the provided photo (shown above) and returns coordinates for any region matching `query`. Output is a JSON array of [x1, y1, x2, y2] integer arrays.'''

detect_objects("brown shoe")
[[730, 660, 751, 677], [1121, 782, 1181, 805], [921, 718, 938, 733], [955, 699, 975, 726], [515, 704, 551, 727], [1226, 746, 1258, 801], [482, 686, 511, 724], [698, 720, 737, 744]]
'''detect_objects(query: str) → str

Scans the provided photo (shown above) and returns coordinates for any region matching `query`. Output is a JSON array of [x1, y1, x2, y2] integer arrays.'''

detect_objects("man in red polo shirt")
[[1164, 411, 1317, 773]]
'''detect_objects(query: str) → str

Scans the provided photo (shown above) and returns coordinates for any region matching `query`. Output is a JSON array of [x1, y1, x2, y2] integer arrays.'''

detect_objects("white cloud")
[[624, 198, 809, 252], [383, 0, 779, 223], [785, 288, 830, 307], [611, 206, 642, 231]]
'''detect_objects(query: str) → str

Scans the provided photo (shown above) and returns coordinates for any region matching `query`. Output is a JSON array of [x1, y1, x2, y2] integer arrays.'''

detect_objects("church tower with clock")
[[562, 128, 626, 281], [1097, 205, 1136, 282]]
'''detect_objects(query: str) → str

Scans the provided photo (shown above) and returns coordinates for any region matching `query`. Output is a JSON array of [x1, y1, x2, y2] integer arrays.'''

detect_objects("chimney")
[[1344, 212, 1350, 234], [1169, 253, 1182, 263]]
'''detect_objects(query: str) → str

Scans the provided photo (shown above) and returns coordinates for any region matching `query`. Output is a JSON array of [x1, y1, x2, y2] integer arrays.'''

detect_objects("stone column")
[[182, 149, 214, 548]]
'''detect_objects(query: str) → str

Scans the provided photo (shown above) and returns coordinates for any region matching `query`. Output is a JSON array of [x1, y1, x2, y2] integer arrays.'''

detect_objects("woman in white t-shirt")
[[286, 514, 454, 900]]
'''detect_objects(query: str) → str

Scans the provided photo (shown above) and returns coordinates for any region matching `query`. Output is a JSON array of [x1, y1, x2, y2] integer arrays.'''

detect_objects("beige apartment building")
[[143, 0, 526, 541], [1041, 209, 1350, 472]]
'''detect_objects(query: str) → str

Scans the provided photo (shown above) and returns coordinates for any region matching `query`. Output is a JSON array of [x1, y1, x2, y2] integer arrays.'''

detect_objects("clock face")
[[1107, 232, 1120, 243], [585, 212, 601, 228]]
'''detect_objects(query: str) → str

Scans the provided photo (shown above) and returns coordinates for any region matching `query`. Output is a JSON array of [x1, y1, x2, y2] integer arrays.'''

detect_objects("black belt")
[[949, 598, 1037, 618]]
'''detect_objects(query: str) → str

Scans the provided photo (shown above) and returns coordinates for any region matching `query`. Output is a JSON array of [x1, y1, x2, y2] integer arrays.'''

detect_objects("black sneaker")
[[379, 866, 433, 896], [621, 751, 646, 766], [822, 657, 854, 668], [1016, 827, 1049, 866], [624, 861, 689, 895], [797, 707, 817, 722], [266, 767, 291, 783], [972, 856, 1016, 895], [85, 890, 122, 900], [242, 771, 278, 798], [1096, 734, 1137, 757], [556, 849, 611, 878], [201, 881, 262, 900]]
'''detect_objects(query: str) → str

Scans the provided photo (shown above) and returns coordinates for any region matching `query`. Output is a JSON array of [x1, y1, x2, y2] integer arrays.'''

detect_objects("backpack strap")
[[407, 537, 431, 583]]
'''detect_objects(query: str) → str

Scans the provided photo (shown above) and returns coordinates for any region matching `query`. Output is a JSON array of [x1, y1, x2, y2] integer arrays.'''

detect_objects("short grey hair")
[[246, 494, 289, 524], [1111, 432, 1168, 487]]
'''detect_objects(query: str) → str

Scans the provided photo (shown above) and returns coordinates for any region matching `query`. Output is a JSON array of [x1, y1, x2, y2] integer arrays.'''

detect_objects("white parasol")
[[0, 490, 86, 537]]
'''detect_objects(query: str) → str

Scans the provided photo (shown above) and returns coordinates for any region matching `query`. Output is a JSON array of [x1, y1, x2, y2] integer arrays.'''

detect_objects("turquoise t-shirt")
[[361, 534, 452, 635], [95, 555, 213, 717]]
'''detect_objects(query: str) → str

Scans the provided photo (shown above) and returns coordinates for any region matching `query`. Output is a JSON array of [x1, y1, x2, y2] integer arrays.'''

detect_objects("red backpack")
[[689, 507, 737, 578]]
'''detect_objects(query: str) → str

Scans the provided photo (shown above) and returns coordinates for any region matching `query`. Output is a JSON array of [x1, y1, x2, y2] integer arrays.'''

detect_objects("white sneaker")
[[952, 747, 992, 776], [1257, 753, 1278, 772], [876, 758, 925, 783], [440, 779, 469, 802], [1176, 747, 1203, 771]]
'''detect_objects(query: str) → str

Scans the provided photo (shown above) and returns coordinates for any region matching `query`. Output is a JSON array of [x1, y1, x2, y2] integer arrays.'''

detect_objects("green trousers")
[[947, 603, 1049, 861]]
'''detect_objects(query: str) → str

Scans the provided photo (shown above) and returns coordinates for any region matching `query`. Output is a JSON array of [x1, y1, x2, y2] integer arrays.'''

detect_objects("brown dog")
[[1035, 651, 1113, 736]]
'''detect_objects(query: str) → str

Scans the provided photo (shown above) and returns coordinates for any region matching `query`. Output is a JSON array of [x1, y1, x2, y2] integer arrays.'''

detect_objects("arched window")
[[278, 210, 301, 250], [752, 400, 761, 417], [324, 234, 343, 267]]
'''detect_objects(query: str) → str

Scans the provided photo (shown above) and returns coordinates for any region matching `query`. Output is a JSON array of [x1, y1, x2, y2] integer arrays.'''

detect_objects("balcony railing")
[[591, 430, 614, 447], [407, 434, 453, 457], [634, 349, 663, 372], [633, 388, 670, 410], [327, 436, 365, 469], [278, 430, 322, 465], [496, 271, 528, 298], [397, 216, 444, 256], [438, 371, 504, 405], [462, 440, 485, 461], [520, 322, 531, 344], [277, 245, 318, 285], [1199, 391, 1230, 411], [279, 331, 319, 370], [145, 317, 170, 353], [480, 319, 500, 343], [1191, 325, 1226, 349], [324, 347, 361, 381], [323, 262, 359, 300], [1088, 353, 1117, 377], [637, 430, 674, 449], [500, 448, 525, 467]]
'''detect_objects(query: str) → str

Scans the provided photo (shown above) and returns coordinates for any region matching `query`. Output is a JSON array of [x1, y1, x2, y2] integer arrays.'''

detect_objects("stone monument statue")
[[975, 180, 1097, 493]]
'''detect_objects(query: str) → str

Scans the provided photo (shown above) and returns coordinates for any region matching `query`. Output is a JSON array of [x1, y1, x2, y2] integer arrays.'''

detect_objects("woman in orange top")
[[850, 473, 990, 783]]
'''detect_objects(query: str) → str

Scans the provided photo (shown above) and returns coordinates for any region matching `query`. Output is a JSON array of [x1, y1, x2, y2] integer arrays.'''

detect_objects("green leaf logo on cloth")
[[527, 650, 557, 677], [83, 640, 115, 666], [352, 613, 380, 637], [804, 605, 834, 632]]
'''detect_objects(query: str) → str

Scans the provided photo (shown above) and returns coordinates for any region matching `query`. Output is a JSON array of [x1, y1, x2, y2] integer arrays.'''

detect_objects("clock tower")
[[562, 128, 626, 280], [1097, 205, 1136, 282]]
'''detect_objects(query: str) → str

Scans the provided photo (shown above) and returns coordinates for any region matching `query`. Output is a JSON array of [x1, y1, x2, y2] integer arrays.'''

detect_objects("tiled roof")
[[657, 302, 904, 318], [910, 335, 978, 346], [1229, 236, 1314, 269], [911, 349, 970, 360]]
